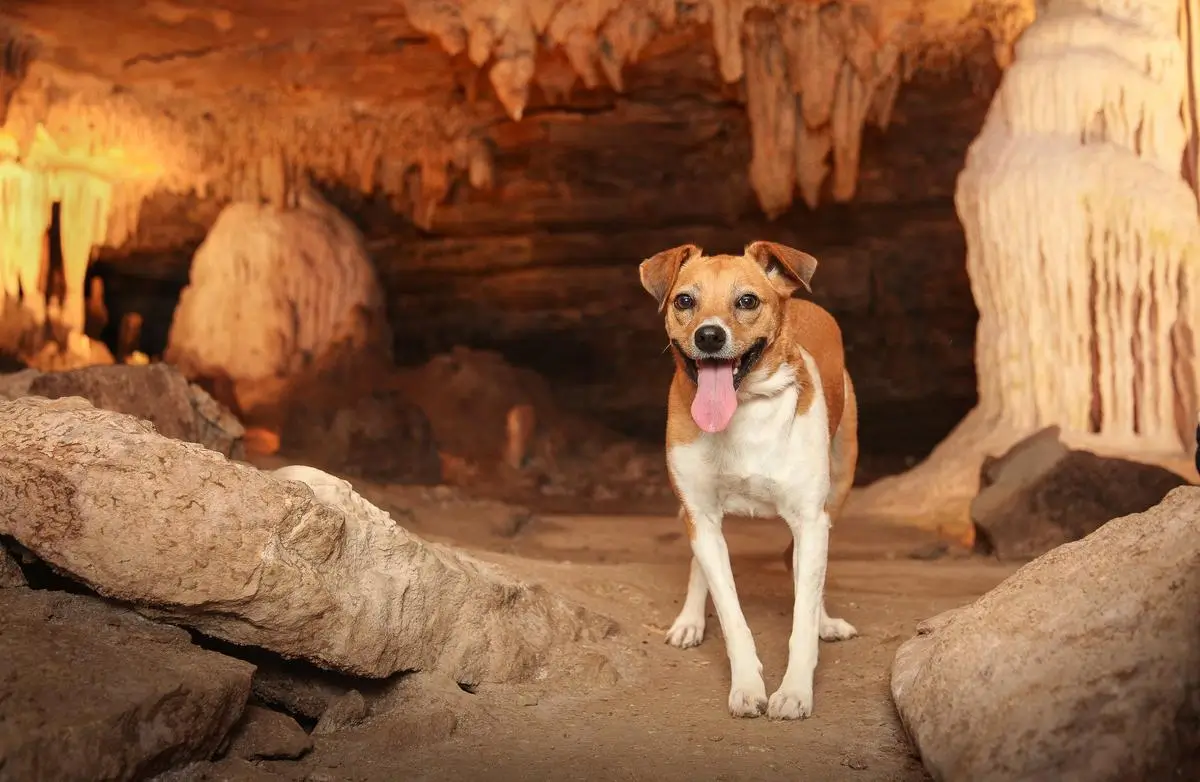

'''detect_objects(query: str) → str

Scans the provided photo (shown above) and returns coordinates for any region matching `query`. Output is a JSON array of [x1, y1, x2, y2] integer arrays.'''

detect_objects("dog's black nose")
[[693, 325, 727, 354]]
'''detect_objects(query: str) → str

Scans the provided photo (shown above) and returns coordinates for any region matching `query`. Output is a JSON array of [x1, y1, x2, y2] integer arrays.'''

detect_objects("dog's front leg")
[[687, 509, 768, 718], [769, 505, 830, 720], [665, 552, 709, 649]]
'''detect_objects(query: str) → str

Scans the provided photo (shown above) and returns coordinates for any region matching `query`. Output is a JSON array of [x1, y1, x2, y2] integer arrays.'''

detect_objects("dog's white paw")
[[766, 685, 813, 720], [728, 678, 768, 718], [820, 616, 858, 642], [664, 616, 706, 649]]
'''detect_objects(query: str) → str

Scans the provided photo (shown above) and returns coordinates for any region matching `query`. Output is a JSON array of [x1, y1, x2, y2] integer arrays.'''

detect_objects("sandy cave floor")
[[244, 493, 1019, 782]]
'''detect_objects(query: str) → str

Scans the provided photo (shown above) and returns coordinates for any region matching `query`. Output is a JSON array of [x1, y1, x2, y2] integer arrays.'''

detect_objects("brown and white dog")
[[639, 240, 859, 721]]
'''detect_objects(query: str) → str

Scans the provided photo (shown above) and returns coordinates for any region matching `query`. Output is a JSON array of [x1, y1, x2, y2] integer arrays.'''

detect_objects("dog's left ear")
[[639, 244, 702, 311], [745, 240, 818, 296]]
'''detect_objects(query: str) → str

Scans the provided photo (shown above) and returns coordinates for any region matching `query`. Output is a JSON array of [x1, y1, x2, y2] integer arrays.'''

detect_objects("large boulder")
[[971, 426, 1191, 559], [0, 397, 615, 683], [0, 588, 253, 781], [15, 362, 246, 459], [892, 486, 1200, 781], [164, 184, 392, 424]]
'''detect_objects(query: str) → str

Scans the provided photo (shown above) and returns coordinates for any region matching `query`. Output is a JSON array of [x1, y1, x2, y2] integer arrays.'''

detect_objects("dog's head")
[[638, 240, 817, 383], [638, 241, 818, 432]]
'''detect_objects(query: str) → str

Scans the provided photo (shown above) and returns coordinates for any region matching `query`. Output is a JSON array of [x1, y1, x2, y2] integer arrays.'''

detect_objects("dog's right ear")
[[639, 244, 702, 311]]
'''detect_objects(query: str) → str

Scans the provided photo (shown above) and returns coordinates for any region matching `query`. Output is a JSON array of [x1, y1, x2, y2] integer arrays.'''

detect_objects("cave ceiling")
[[0, 0, 1033, 263]]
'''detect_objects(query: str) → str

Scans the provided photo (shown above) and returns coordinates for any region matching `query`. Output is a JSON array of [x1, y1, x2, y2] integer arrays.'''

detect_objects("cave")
[[2, 0, 1200, 779], [0, 1, 1005, 493]]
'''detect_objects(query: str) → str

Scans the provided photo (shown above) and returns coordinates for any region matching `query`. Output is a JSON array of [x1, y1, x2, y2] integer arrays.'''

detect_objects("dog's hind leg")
[[666, 505, 710, 648], [782, 372, 860, 642], [819, 371, 859, 642], [825, 370, 858, 521]]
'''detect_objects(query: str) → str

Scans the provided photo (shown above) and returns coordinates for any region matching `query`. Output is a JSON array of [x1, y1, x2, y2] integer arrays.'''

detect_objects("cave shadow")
[[87, 251, 193, 361]]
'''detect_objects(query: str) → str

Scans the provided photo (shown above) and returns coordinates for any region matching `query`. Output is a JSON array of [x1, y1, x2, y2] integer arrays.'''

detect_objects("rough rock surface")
[[0, 397, 616, 682], [892, 486, 1200, 782], [311, 690, 370, 736], [0, 588, 253, 781], [19, 362, 246, 459], [971, 426, 1191, 559], [0, 368, 40, 399], [154, 759, 289, 782], [281, 382, 442, 485], [223, 705, 312, 761]]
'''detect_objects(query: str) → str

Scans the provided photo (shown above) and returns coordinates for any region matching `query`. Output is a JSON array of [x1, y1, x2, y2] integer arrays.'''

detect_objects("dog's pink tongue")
[[691, 361, 738, 433]]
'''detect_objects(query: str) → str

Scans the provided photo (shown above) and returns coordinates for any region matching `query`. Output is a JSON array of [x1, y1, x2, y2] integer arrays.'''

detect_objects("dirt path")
[[261, 509, 1017, 782]]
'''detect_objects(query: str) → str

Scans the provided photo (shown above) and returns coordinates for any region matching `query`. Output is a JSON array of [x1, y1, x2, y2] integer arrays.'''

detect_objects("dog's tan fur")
[[642, 241, 858, 540], [640, 240, 860, 720]]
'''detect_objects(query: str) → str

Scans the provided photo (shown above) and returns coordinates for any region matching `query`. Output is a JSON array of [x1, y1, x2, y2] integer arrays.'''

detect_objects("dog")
[[638, 240, 859, 720]]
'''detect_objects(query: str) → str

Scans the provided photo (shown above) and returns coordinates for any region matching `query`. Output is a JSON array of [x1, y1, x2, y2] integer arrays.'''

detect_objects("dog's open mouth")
[[671, 337, 767, 391], [671, 337, 767, 434]]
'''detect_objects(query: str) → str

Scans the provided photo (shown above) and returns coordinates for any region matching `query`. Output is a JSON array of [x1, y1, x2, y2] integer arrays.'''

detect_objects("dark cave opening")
[[88, 254, 189, 362]]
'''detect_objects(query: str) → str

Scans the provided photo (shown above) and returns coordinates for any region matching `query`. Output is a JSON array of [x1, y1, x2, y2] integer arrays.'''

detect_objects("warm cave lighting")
[[1, 0, 1198, 779], [0, 122, 161, 365]]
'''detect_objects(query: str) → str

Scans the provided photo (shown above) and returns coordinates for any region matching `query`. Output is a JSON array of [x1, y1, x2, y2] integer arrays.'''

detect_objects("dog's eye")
[[673, 293, 695, 310], [735, 293, 761, 310]]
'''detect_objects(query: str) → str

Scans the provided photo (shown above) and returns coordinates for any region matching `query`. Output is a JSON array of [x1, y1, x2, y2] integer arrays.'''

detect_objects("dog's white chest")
[[668, 362, 831, 520]]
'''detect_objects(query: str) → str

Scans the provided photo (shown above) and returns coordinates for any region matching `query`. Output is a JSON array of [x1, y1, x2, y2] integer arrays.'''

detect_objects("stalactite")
[[743, 9, 797, 218], [53, 171, 113, 336], [400, 0, 1010, 214], [0, 0, 1028, 290], [0, 158, 50, 328], [0, 79, 169, 360], [0, 28, 36, 127], [850, 0, 1200, 528]]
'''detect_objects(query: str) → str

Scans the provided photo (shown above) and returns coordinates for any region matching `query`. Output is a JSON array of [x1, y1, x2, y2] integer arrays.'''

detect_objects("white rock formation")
[[164, 183, 392, 419], [0, 396, 615, 683], [853, 0, 1200, 524], [1, 130, 128, 339]]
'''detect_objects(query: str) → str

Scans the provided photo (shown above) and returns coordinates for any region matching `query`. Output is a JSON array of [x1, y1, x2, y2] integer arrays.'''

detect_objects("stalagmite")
[[164, 181, 393, 423], [850, 0, 1200, 528]]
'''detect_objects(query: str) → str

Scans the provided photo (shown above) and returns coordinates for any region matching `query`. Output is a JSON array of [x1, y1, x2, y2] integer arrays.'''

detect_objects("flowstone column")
[[851, 0, 1200, 528]]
